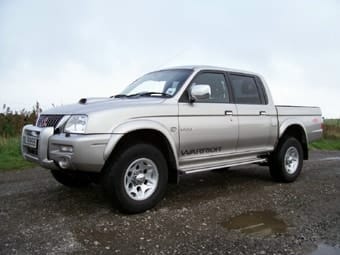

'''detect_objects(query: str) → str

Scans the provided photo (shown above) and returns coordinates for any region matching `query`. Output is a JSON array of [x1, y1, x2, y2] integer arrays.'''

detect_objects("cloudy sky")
[[0, 0, 339, 117]]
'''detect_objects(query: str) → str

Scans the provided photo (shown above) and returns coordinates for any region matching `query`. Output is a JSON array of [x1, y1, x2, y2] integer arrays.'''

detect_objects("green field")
[[0, 136, 36, 170], [309, 139, 340, 150]]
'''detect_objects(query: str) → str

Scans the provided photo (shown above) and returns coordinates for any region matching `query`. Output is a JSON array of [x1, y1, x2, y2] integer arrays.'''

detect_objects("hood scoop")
[[78, 97, 110, 104]]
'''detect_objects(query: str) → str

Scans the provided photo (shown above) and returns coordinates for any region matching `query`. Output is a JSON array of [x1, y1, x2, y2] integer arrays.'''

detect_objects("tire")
[[51, 170, 93, 187], [269, 137, 303, 183], [103, 143, 168, 214]]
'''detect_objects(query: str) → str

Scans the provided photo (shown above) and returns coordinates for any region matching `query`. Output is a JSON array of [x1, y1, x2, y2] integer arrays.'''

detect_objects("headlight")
[[64, 115, 88, 134]]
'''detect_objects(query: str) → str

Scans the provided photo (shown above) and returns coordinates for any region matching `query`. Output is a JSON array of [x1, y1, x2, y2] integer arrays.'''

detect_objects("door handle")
[[259, 111, 267, 116], [225, 110, 233, 116]]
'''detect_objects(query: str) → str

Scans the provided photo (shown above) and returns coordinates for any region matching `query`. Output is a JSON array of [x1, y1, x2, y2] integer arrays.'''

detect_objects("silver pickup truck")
[[21, 65, 323, 213]]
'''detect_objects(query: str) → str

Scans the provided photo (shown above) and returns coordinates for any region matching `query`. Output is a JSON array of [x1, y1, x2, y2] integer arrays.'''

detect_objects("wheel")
[[269, 137, 303, 182], [103, 143, 168, 214], [51, 170, 93, 187]]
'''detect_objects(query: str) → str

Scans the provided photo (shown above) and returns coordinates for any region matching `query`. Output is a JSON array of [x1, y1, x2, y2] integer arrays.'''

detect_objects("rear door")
[[228, 73, 276, 152]]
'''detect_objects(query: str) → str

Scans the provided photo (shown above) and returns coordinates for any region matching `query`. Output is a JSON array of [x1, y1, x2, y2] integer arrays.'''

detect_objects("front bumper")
[[21, 125, 122, 172]]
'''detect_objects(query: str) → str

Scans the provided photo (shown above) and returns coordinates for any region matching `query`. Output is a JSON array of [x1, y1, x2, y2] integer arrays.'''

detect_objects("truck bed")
[[276, 105, 323, 142]]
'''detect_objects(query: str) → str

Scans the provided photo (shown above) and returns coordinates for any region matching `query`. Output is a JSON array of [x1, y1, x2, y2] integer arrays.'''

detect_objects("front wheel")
[[269, 137, 303, 183], [103, 143, 168, 214]]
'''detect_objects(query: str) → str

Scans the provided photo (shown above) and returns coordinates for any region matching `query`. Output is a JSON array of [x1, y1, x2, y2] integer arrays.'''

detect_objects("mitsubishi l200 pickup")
[[22, 66, 323, 213]]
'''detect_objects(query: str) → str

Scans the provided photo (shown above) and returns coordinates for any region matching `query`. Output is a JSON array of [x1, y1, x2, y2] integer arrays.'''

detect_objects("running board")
[[179, 158, 267, 175]]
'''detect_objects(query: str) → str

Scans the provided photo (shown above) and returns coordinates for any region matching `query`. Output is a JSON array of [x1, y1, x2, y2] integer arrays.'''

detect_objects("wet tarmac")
[[0, 150, 339, 254], [309, 243, 340, 255]]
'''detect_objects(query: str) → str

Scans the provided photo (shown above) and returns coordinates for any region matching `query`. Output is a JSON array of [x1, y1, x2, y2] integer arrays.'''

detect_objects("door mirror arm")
[[188, 85, 195, 103]]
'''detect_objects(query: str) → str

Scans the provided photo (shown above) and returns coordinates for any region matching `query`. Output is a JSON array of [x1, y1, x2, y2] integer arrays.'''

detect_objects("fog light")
[[58, 157, 70, 169], [59, 145, 73, 153]]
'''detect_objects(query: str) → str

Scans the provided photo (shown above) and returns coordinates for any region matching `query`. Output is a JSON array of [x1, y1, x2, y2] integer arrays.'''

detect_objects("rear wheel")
[[51, 170, 93, 187], [103, 143, 168, 214], [269, 137, 303, 182]]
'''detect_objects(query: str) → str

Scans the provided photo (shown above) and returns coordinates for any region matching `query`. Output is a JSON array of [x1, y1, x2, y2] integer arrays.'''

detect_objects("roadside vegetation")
[[310, 119, 340, 150], [0, 102, 339, 170], [0, 136, 36, 170], [0, 103, 41, 170]]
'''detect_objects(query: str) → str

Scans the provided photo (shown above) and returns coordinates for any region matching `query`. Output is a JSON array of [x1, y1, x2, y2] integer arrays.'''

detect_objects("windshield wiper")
[[127, 92, 172, 98], [113, 92, 171, 98]]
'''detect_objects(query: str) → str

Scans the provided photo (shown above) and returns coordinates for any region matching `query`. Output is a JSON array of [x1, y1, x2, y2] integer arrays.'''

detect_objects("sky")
[[0, 0, 339, 117]]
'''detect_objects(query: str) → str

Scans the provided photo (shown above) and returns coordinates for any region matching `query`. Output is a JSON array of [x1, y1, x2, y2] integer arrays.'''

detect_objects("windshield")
[[120, 69, 193, 97]]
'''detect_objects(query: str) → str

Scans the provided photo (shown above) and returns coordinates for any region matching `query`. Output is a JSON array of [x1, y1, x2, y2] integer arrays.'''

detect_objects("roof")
[[159, 65, 260, 76]]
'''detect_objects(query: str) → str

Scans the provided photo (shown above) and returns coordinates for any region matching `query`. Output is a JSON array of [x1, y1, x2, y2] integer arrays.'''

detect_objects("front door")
[[178, 71, 238, 165]]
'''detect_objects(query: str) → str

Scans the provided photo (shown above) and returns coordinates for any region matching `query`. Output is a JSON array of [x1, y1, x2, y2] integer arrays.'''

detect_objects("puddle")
[[309, 243, 340, 255], [222, 210, 287, 236]]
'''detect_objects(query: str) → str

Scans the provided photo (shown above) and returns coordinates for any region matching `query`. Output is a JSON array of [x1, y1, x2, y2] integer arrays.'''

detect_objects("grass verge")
[[0, 136, 36, 171], [309, 139, 340, 151]]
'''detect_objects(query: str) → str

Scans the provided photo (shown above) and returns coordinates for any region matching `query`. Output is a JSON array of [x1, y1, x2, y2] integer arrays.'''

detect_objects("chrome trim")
[[284, 146, 299, 174], [180, 158, 266, 174], [123, 158, 159, 201], [38, 127, 54, 161], [225, 110, 233, 116]]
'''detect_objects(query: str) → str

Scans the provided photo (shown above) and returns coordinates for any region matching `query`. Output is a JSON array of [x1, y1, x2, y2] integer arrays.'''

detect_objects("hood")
[[42, 97, 166, 115]]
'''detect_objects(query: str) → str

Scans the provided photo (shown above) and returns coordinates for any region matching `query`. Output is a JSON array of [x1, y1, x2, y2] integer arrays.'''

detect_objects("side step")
[[179, 158, 267, 175]]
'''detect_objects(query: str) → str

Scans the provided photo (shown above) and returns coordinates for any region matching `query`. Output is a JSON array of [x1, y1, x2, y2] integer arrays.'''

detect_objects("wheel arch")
[[278, 121, 308, 160], [103, 120, 179, 183]]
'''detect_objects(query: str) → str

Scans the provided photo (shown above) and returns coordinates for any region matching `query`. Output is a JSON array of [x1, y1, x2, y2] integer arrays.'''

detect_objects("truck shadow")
[[46, 166, 277, 215], [162, 166, 274, 209]]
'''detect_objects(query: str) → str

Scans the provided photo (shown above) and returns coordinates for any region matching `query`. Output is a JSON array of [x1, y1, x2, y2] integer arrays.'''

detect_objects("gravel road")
[[1, 150, 339, 255]]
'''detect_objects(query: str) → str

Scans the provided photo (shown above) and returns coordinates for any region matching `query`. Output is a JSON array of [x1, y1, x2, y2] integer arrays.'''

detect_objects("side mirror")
[[190, 84, 211, 101]]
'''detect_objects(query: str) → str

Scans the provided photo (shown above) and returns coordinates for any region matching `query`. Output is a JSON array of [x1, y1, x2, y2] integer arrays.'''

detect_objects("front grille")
[[37, 115, 64, 128], [27, 145, 39, 156]]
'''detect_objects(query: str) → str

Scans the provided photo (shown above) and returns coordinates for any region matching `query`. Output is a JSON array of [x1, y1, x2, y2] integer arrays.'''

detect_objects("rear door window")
[[229, 74, 262, 105]]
